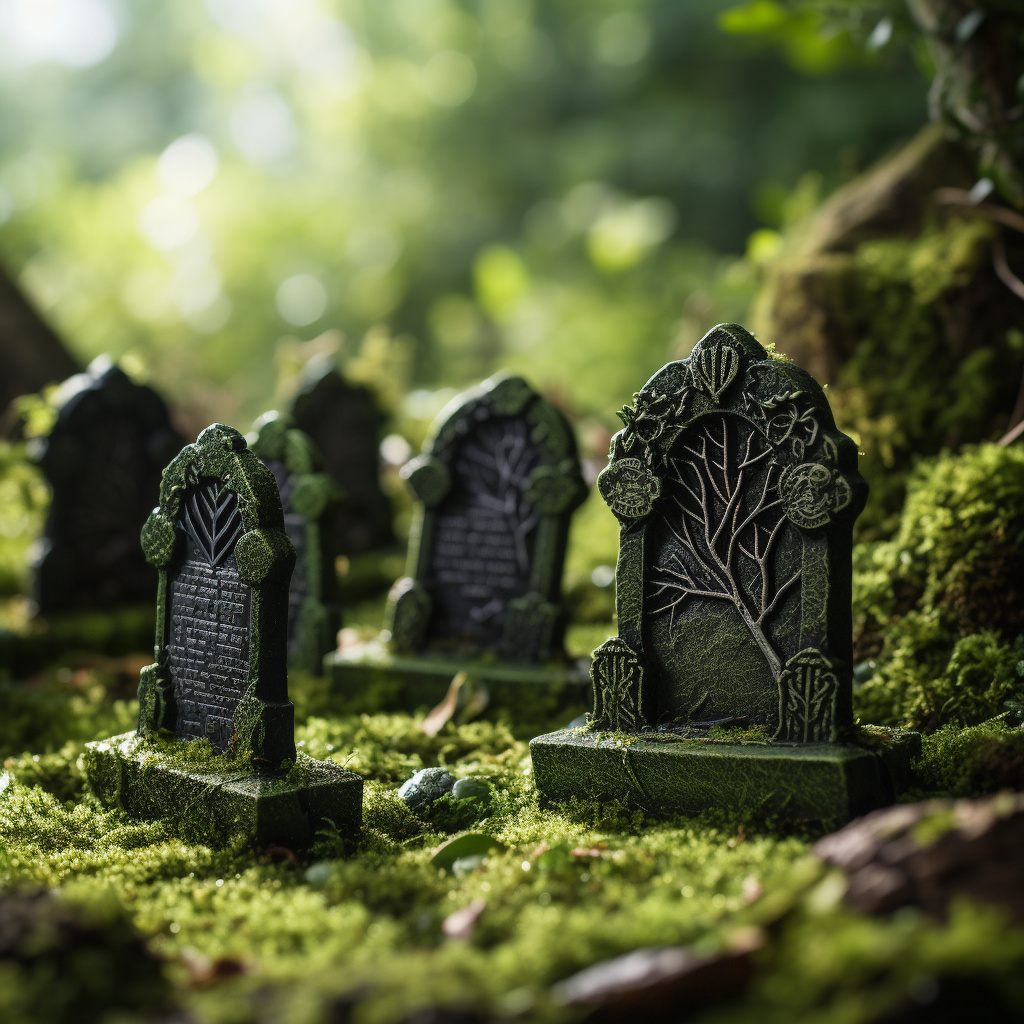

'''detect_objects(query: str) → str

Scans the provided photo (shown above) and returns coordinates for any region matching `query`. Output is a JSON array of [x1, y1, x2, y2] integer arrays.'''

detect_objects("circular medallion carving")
[[597, 457, 661, 519], [779, 463, 853, 529]]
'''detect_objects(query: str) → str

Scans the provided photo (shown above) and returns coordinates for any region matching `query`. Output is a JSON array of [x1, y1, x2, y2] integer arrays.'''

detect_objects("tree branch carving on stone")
[[647, 413, 799, 680], [455, 418, 541, 576]]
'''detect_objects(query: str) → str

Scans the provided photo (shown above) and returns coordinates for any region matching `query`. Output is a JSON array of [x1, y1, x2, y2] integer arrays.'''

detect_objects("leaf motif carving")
[[693, 343, 739, 400], [182, 477, 243, 567]]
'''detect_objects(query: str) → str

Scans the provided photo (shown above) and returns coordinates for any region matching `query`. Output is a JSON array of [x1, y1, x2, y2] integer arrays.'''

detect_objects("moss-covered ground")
[[3, 443, 1024, 1023]]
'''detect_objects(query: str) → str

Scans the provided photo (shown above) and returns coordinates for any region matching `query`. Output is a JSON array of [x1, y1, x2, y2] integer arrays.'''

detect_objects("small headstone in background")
[[326, 373, 591, 710], [31, 356, 183, 614], [531, 323, 919, 822], [85, 423, 363, 848], [388, 372, 587, 663], [290, 361, 394, 555], [250, 411, 343, 675]]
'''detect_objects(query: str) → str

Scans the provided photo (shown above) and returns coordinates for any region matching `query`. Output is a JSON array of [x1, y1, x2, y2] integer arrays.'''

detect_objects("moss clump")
[[0, 889, 174, 1024], [913, 720, 1024, 798], [830, 216, 1024, 538], [852, 444, 1024, 730]]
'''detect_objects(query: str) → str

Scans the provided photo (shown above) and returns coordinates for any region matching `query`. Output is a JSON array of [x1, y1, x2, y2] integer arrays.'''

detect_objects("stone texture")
[[531, 728, 919, 822], [85, 733, 362, 849], [814, 791, 1024, 923]]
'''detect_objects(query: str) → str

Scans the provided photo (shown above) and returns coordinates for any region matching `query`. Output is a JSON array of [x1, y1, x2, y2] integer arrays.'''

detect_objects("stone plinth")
[[85, 733, 362, 849], [326, 640, 590, 714], [530, 727, 920, 823]]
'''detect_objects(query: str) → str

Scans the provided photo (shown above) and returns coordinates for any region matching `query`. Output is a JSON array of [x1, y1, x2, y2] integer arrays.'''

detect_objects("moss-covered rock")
[[754, 126, 1024, 538], [851, 444, 1024, 730]]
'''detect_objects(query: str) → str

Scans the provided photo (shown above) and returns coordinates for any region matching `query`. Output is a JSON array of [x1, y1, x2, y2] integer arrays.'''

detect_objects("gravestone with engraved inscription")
[[531, 324, 918, 822], [83, 424, 362, 848], [250, 410, 342, 675], [290, 361, 394, 555], [31, 356, 183, 614], [326, 373, 590, 708]]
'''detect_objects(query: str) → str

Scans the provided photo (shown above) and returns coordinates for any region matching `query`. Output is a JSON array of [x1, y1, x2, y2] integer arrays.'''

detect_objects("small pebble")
[[452, 777, 490, 803], [398, 768, 455, 811]]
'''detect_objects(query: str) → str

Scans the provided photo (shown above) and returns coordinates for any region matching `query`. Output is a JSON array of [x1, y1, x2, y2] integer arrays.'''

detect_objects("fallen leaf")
[[442, 899, 485, 940], [430, 832, 506, 871], [422, 673, 467, 737]]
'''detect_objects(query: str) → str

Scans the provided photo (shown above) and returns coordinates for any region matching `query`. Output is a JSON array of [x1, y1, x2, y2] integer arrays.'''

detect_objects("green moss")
[[913, 720, 1024, 798], [852, 444, 1024, 731], [824, 216, 1021, 539]]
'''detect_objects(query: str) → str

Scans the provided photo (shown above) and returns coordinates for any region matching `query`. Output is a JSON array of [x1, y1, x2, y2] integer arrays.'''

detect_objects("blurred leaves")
[[0, 0, 925, 435]]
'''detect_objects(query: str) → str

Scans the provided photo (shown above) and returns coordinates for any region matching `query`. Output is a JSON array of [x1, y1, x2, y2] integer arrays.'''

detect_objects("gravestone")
[[290, 361, 393, 555], [83, 424, 362, 847], [250, 411, 343, 676], [327, 373, 590, 708], [531, 324, 918, 822], [31, 356, 183, 614]]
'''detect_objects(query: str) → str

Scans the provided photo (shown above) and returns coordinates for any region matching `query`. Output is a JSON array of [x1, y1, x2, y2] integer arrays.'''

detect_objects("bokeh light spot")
[[420, 51, 477, 107], [276, 273, 327, 326], [157, 135, 219, 197], [137, 195, 199, 251]]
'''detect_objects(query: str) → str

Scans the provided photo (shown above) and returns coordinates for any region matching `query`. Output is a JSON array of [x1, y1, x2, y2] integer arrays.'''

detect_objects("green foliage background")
[[0, 0, 926, 434]]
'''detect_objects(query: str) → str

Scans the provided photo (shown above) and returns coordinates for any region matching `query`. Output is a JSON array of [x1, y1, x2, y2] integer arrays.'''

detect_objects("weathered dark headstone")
[[327, 373, 590, 706], [250, 411, 342, 675], [290, 361, 393, 555], [84, 424, 362, 847], [531, 324, 919, 821], [31, 356, 183, 614]]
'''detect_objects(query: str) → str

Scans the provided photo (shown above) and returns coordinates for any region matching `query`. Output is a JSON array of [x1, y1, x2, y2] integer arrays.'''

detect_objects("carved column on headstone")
[[137, 424, 297, 765]]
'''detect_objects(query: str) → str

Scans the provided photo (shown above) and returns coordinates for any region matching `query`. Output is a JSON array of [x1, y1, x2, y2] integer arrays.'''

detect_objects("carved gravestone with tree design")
[[327, 373, 590, 707], [83, 424, 362, 848], [250, 411, 343, 676], [32, 356, 183, 614], [290, 362, 394, 555], [531, 324, 918, 822]]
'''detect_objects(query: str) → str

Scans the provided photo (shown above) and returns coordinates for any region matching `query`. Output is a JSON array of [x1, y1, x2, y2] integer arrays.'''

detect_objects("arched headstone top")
[[405, 373, 586, 514], [143, 423, 293, 580], [600, 323, 863, 531]]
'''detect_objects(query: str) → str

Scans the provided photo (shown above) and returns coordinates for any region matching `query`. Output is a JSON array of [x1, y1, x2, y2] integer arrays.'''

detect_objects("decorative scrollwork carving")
[[779, 462, 853, 529]]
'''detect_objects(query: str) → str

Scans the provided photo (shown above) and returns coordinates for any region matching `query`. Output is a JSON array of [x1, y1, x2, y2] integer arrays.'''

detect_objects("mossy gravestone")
[[84, 424, 362, 848], [32, 356, 183, 614], [327, 373, 589, 708], [290, 361, 394, 555], [531, 324, 918, 822], [250, 411, 343, 676]]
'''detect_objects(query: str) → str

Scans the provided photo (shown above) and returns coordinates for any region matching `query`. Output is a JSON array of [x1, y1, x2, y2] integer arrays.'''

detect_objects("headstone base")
[[326, 641, 591, 714], [530, 727, 920, 823], [84, 733, 362, 849]]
